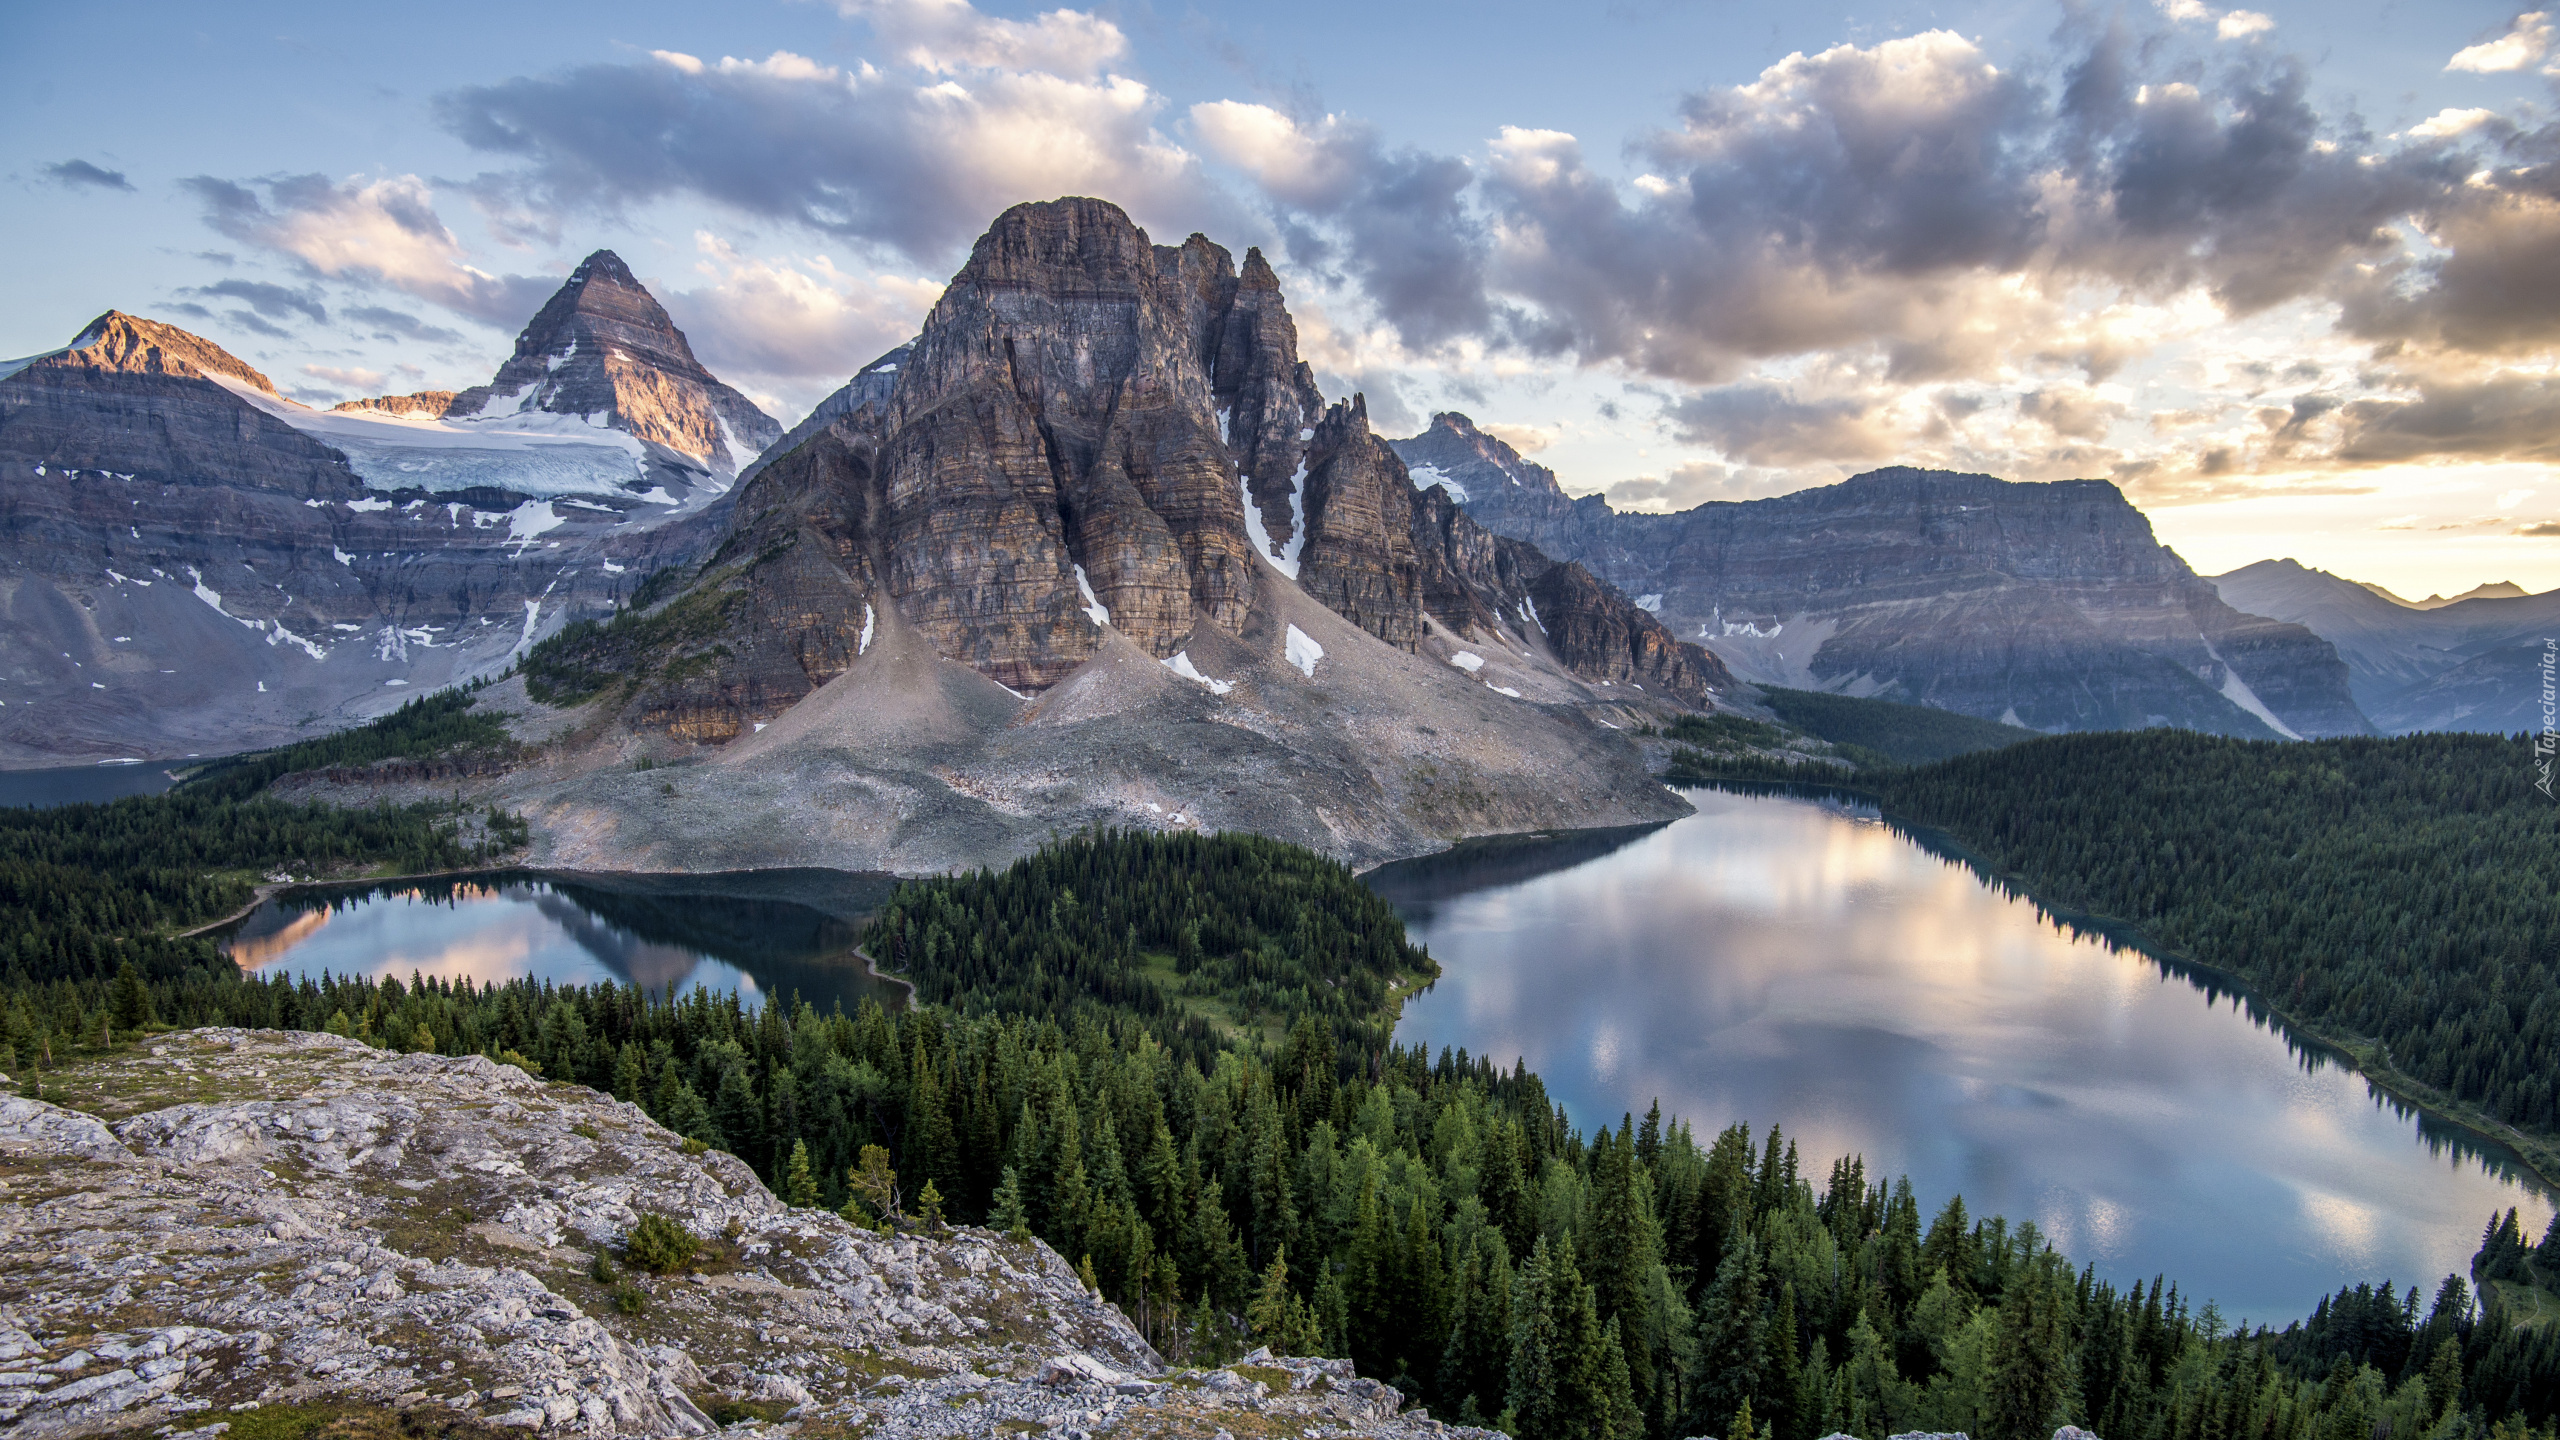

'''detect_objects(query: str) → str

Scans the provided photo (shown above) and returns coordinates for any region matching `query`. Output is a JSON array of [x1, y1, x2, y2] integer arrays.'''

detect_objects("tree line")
[[7, 825, 2559, 1440]]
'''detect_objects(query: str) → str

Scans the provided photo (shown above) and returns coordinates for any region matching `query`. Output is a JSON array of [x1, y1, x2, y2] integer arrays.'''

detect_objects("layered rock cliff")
[[561, 198, 1723, 742], [1394, 415, 2370, 738], [478, 198, 1703, 873]]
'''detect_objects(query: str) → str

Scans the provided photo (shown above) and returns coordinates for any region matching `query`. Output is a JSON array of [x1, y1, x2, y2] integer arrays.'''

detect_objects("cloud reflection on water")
[[1385, 788, 2554, 1324]]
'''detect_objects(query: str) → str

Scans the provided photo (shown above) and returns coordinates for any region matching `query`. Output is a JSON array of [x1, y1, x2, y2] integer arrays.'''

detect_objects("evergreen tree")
[[784, 1139, 820, 1208]]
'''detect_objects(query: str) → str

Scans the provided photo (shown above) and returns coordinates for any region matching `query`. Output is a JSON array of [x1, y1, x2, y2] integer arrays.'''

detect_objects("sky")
[[5, 0, 2557, 598]]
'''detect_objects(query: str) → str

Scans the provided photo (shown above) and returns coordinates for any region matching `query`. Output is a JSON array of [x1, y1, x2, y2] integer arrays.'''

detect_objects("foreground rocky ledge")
[[0, 1029, 1487, 1440]]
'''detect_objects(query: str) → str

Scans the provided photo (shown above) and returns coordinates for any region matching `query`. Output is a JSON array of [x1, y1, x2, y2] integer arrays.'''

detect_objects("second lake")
[[1377, 786, 2554, 1326]]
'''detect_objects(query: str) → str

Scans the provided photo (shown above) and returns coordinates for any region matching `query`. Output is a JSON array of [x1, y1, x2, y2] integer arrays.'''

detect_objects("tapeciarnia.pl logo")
[[2539, 638, 2556, 798]]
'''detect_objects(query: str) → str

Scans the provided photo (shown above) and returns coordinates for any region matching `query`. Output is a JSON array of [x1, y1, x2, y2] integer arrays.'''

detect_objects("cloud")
[[222, 310, 293, 339], [343, 305, 466, 345], [2518, 521, 2560, 536], [302, 364, 387, 390], [2446, 12, 2552, 72], [41, 159, 133, 192], [658, 233, 942, 403], [835, 0, 1128, 79], [1191, 102, 1493, 349], [2406, 108, 2500, 139], [2333, 369, 2560, 464], [1605, 460, 1743, 510], [436, 12, 1220, 267], [188, 279, 328, 326], [181, 173, 555, 325], [1664, 381, 1901, 466], [1480, 421, 1555, 454], [2217, 10, 2275, 39]]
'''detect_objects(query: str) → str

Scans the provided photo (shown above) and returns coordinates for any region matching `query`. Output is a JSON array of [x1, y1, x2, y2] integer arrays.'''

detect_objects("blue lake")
[[223, 870, 908, 1015], [1376, 786, 2555, 1325]]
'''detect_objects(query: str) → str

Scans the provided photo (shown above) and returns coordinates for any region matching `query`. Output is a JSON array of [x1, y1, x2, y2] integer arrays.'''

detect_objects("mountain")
[[444, 249, 781, 478], [481, 198, 1716, 873], [2212, 558, 2560, 733], [0, 254, 776, 765], [2358, 578, 2531, 609], [1392, 413, 2372, 740]]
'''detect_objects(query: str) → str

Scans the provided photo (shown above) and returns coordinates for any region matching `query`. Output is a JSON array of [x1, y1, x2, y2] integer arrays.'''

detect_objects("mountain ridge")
[[0, 260, 782, 764], [2212, 557, 2560, 732], [1393, 413, 2373, 740]]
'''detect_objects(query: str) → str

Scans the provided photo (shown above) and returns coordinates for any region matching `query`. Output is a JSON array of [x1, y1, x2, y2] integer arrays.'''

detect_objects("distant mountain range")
[[2210, 559, 2555, 733], [7, 192, 2489, 869], [1391, 413, 2372, 740], [0, 252, 771, 765], [486, 198, 1713, 873]]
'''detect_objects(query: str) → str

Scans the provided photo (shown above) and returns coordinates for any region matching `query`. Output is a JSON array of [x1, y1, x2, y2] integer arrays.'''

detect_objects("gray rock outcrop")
[[0, 1029, 1487, 1440]]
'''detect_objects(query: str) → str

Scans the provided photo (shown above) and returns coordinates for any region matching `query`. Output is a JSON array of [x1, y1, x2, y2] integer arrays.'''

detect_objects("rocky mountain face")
[[1396, 415, 2369, 739], [0, 1027, 1476, 1440], [446, 251, 781, 477], [571, 199, 1722, 740], [0, 273, 762, 764], [475, 199, 1706, 874], [2213, 558, 2560, 733]]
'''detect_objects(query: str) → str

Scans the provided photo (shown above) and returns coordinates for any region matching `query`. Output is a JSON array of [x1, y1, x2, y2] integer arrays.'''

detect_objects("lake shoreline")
[[1678, 777, 2560, 1197]]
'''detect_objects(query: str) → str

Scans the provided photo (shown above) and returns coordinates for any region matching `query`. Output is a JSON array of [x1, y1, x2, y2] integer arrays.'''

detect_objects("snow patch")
[[1216, 407, 1232, 446], [1408, 464, 1469, 502], [1519, 596, 1545, 634], [1285, 624, 1324, 678], [1163, 651, 1235, 695], [2199, 635, 2303, 740], [601, 559, 627, 574], [1073, 565, 1110, 627], [1449, 651, 1485, 673], [332, 548, 354, 567], [344, 497, 393, 513], [1485, 682, 1524, 698], [858, 603, 875, 656], [505, 501, 566, 550], [1634, 593, 1663, 613], [509, 599, 543, 659], [266, 621, 326, 661], [1239, 466, 1307, 579]]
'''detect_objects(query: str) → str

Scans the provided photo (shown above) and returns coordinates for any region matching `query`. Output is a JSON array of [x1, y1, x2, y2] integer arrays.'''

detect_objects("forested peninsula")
[[1666, 727, 2560, 1186]]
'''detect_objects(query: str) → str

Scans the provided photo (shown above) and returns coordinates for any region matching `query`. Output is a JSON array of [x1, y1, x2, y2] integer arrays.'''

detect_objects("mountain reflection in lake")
[[1375, 787, 2555, 1325], [224, 870, 908, 1015]]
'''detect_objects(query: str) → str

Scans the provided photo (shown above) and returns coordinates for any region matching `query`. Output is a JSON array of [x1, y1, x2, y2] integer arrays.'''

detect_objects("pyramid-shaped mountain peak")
[[447, 249, 781, 468]]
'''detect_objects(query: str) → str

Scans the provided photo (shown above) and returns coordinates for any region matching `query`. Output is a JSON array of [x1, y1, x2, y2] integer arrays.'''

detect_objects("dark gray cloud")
[[222, 309, 293, 339], [1663, 382, 1895, 465], [41, 159, 133, 192], [434, 50, 1231, 266], [344, 306, 466, 345], [2335, 372, 2560, 464], [189, 279, 327, 326], [1192, 106, 1497, 349]]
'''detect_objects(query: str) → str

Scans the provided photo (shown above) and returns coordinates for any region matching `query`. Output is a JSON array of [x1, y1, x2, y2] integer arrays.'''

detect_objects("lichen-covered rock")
[[0, 1030, 1486, 1440]]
